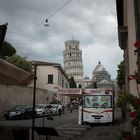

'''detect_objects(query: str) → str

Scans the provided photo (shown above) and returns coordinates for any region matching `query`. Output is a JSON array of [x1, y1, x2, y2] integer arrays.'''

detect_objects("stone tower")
[[63, 39, 84, 87]]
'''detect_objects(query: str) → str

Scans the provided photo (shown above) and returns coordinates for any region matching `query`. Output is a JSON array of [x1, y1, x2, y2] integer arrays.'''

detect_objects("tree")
[[93, 82, 97, 88], [116, 60, 125, 89], [69, 76, 77, 88], [50, 99, 61, 104], [116, 60, 126, 120], [6, 54, 32, 73], [1, 41, 16, 58], [78, 84, 82, 88]]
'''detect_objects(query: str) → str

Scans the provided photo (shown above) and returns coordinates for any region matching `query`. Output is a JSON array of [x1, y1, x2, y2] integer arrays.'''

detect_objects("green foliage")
[[116, 61, 125, 89], [133, 71, 140, 84], [93, 82, 97, 88], [69, 76, 77, 88], [119, 130, 132, 140], [116, 91, 127, 108], [6, 54, 32, 73], [50, 99, 61, 104], [78, 84, 82, 88], [1, 41, 16, 58], [119, 93, 140, 139]]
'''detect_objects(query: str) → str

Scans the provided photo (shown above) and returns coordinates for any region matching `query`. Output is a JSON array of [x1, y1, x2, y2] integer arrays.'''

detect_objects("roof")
[[93, 61, 106, 73], [65, 40, 80, 44], [33, 61, 69, 81], [0, 59, 33, 85], [97, 79, 112, 85]]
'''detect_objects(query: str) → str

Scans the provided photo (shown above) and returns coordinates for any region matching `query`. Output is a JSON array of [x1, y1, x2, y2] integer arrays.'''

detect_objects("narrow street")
[[0, 107, 124, 140], [35, 108, 123, 140]]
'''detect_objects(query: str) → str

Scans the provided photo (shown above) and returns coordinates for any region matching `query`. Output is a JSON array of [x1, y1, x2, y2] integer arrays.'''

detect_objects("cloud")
[[0, 0, 123, 79]]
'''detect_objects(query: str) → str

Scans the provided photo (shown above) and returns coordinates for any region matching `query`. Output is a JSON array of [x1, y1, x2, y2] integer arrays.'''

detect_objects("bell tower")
[[63, 39, 84, 87]]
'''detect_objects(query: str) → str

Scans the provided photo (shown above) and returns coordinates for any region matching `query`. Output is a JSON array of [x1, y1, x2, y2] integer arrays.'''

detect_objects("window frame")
[[48, 74, 53, 84]]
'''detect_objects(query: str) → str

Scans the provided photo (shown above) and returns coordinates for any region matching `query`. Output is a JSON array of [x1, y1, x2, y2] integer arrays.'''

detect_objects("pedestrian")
[[62, 105, 65, 114], [70, 104, 73, 113], [58, 104, 62, 115]]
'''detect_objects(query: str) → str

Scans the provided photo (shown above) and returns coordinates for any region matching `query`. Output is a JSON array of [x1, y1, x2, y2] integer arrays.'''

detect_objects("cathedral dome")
[[92, 61, 111, 82], [93, 61, 105, 74]]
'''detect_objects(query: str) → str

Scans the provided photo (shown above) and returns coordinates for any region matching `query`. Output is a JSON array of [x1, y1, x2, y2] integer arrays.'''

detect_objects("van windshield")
[[84, 95, 112, 108]]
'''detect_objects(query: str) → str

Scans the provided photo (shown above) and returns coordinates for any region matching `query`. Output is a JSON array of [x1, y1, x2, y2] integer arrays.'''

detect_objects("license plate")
[[95, 120, 101, 123]]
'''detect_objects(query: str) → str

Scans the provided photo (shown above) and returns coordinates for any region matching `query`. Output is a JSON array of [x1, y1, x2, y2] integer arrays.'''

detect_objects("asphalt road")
[[50, 107, 124, 140], [0, 110, 78, 128], [0, 108, 124, 140]]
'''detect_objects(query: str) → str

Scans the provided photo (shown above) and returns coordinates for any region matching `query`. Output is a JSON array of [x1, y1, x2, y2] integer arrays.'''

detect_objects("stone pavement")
[[50, 108, 125, 140], [0, 108, 128, 140], [74, 123, 123, 140], [34, 119, 127, 140]]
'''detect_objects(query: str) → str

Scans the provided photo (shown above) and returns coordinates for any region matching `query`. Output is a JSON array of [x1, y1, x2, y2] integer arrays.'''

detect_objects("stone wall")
[[0, 84, 50, 116]]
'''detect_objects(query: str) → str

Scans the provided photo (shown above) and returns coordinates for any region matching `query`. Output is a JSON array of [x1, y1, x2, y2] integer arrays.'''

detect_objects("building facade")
[[83, 76, 93, 88], [83, 61, 114, 90], [92, 61, 111, 83], [29, 61, 70, 104], [116, 0, 139, 96], [63, 39, 84, 87]]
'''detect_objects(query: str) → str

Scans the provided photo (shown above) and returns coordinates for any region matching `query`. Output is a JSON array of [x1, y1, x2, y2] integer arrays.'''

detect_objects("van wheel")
[[82, 122, 87, 125]]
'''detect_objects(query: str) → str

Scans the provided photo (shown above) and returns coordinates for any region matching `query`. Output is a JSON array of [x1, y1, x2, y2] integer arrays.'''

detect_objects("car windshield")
[[35, 104, 45, 109], [45, 104, 52, 108], [51, 105, 57, 108], [12, 105, 29, 111]]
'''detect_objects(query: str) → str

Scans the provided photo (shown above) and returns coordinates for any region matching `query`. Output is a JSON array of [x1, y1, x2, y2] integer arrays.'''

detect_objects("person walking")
[[58, 104, 62, 115], [70, 103, 73, 113], [62, 105, 65, 114]]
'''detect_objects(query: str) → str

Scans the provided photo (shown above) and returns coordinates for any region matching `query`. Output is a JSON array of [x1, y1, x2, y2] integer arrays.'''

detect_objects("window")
[[48, 74, 53, 84], [84, 95, 112, 108], [62, 78, 64, 88]]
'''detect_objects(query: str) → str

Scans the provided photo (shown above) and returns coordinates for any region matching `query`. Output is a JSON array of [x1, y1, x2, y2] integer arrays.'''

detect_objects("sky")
[[0, 0, 123, 79]]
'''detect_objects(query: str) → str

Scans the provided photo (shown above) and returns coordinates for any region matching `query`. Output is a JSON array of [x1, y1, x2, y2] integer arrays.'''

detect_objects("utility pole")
[[32, 62, 37, 140]]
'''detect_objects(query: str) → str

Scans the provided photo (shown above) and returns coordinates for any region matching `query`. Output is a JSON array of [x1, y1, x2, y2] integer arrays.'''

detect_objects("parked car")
[[45, 104, 53, 115], [51, 104, 59, 115], [4, 105, 34, 120], [35, 104, 47, 117]]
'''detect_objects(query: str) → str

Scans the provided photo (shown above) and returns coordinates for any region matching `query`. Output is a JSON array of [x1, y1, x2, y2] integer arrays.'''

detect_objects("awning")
[[0, 59, 33, 85]]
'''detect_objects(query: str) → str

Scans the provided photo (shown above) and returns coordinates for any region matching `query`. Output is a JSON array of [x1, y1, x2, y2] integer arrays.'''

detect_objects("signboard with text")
[[59, 88, 82, 96]]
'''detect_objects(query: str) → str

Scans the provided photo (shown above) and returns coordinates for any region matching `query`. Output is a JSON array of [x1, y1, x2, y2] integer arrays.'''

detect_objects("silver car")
[[51, 104, 59, 115], [35, 104, 55, 117]]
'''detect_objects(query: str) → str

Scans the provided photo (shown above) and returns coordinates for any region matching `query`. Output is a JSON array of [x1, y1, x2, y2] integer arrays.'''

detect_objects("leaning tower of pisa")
[[63, 39, 84, 87]]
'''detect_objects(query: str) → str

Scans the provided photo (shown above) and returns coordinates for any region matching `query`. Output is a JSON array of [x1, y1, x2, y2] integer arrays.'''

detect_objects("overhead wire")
[[47, 0, 73, 20]]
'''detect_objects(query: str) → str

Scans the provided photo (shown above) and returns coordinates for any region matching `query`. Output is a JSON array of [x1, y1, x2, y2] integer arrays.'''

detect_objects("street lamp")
[[32, 62, 37, 140], [43, 19, 49, 27], [32, 20, 49, 140]]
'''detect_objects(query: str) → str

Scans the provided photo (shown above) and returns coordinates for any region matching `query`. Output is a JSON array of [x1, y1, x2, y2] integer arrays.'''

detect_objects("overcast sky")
[[0, 0, 123, 79]]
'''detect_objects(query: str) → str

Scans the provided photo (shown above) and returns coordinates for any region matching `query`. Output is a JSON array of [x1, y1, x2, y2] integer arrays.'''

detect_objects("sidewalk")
[[74, 113, 131, 140], [0, 108, 130, 140]]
